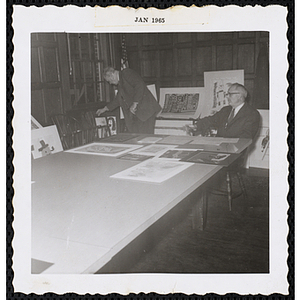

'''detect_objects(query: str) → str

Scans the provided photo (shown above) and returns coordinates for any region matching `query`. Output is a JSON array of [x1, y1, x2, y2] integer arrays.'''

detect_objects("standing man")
[[96, 67, 162, 134], [189, 83, 260, 139]]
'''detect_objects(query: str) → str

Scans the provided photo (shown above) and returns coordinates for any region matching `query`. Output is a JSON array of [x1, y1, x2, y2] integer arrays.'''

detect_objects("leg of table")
[[192, 189, 208, 231], [226, 171, 232, 211]]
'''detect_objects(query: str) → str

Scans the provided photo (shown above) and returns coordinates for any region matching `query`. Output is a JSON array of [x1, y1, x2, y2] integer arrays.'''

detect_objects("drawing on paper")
[[31, 125, 63, 159], [182, 151, 236, 166], [203, 70, 244, 117], [118, 153, 153, 162], [110, 159, 193, 183], [159, 149, 198, 160], [66, 143, 142, 157], [157, 87, 204, 119], [132, 144, 175, 157]]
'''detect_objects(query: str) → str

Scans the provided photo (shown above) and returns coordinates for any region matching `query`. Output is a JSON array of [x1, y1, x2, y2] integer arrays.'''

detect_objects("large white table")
[[31, 135, 251, 274]]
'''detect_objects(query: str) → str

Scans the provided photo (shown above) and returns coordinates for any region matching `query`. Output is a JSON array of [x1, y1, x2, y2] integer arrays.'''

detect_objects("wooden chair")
[[51, 114, 86, 150], [191, 127, 250, 211], [210, 150, 248, 211], [81, 111, 111, 140]]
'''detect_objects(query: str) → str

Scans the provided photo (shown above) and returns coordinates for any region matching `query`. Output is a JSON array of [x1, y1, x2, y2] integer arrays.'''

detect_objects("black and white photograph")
[[11, 5, 289, 296]]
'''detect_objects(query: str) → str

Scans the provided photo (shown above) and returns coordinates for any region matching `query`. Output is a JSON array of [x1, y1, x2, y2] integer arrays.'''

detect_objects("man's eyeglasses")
[[225, 92, 240, 97]]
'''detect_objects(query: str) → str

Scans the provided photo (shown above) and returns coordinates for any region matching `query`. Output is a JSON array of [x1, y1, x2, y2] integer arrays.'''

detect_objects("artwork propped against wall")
[[157, 87, 205, 119], [203, 70, 244, 117], [31, 125, 63, 159], [31, 116, 43, 130]]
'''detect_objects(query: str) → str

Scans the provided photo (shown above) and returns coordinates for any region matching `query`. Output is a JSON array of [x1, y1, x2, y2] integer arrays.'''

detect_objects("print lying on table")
[[182, 151, 239, 166], [66, 143, 142, 157], [159, 149, 198, 160], [131, 144, 176, 157], [110, 158, 194, 183], [118, 153, 154, 162], [101, 134, 140, 143]]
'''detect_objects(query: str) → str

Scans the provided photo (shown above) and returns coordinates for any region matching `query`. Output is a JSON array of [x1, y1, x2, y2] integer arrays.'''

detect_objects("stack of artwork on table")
[[65, 134, 238, 183], [154, 69, 244, 135], [63, 69, 245, 183]]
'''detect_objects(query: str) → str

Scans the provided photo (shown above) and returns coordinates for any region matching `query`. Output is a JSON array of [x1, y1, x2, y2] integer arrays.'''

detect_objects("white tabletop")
[[31, 151, 222, 274]]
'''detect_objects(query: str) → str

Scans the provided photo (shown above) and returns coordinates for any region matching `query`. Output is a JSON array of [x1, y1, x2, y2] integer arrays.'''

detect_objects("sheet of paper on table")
[[190, 136, 239, 145], [131, 144, 176, 157], [158, 149, 199, 160], [66, 143, 143, 157], [157, 135, 194, 145], [137, 136, 164, 144], [110, 158, 194, 183]]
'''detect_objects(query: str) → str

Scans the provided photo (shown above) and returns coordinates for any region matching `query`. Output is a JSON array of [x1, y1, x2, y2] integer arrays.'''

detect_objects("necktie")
[[227, 108, 235, 123]]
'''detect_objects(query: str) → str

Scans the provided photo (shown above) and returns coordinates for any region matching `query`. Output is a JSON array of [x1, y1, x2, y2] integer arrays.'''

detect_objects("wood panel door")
[[31, 33, 71, 126]]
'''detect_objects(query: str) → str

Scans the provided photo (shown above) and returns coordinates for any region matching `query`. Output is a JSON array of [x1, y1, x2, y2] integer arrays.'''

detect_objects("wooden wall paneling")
[[31, 33, 67, 126], [211, 44, 217, 71], [238, 32, 256, 38], [238, 44, 255, 73], [142, 33, 157, 46], [127, 50, 140, 73], [232, 42, 238, 70], [260, 31, 269, 37], [254, 32, 261, 73], [31, 90, 46, 125], [160, 49, 173, 77], [36, 33, 56, 42], [158, 33, 173, 45], [177, 48, 192, 76], [178, 81, 193, 87], [31, 47, 41, 83], [42, 47, 59, 82], [141, 50, 159, 78], [196, 32, 212, 41], [216, 32, 234, 40], [244, 78, 255, 105], [216, 45, 233, 70], [177, 32, 192, 43], [121, 32, 267, 109], [57, 33, 72, 111], [43, 88, 63, 123], [195, 46, 212, 75]]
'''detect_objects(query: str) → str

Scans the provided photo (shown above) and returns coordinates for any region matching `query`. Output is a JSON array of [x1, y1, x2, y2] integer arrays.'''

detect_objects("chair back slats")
[[51, 112, 111, 150]]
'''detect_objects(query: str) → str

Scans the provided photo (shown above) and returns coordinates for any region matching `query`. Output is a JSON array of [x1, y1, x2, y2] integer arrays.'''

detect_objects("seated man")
[[190, 83, 260, 139]]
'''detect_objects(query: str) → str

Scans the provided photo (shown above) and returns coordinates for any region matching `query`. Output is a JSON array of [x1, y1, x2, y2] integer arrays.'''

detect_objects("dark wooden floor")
[[98, 168, 269, 274]]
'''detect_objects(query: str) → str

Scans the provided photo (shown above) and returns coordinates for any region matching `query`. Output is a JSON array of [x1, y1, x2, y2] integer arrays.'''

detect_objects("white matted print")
[[157, 87, 205, 119], [31, 125, 63, 159], [66, 143, 142, 157], [203, 70, 244, 117], [131, 144, 176, 156], [110, 158, 193, 183]]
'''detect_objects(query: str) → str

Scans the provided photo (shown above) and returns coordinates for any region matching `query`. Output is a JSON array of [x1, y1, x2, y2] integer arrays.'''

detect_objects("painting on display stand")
[[203, 70, 244, 117], [157, 87, 205, 119]]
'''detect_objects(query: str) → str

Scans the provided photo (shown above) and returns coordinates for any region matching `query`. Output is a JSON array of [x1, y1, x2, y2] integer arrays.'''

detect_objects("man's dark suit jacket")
[[106, 68, 162, 124], [195, 103, 260, 139]]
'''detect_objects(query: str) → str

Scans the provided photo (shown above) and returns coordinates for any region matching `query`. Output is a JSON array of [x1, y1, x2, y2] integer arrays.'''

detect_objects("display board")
[[203, 70, 244, 117], [157, 87, 204, 119]]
